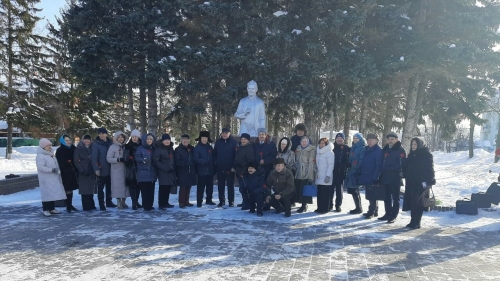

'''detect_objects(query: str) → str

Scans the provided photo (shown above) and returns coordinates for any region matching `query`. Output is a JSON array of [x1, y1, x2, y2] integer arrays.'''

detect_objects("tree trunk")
[[329, 109, 335, 141], [343, 99, 352, 143], [382, 98, 397, 147], [359, 96, 369, 135], [401, 75, 420, 152], [127, 82, 135, 130], [496, 117, 500, 163], [469, 119, 475, 159], [139, 59, 147, 134], [6, 7, 13, 159], [211, 103, 217, 136]]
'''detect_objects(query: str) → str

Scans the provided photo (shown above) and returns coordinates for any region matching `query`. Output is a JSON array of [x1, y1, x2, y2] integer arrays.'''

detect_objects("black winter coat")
[[242, 172, 268, 194], [266, 168, 295, 197], [333, 142, 351, 181], [124, 140, 141, 185], [153, 140, 176, 186], [175, 144, 197, 187], [402, 147, 436, 211], [380, 141, 406, 186], [56, 144, 78, 191], [213, 137, 237, 172], [74, 141, 96, 195], [91, 136, 113, 176], [234, 143, 254, 177], [254, 138, 277, 178], [194, 142, 215, 176]]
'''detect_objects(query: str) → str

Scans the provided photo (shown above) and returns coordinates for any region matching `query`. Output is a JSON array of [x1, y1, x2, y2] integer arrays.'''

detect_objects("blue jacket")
[[213, 136, 237, 172], [380, 141, 406, 186], [135, 134, 157, 183], [344, 138, 366, 188], [242, 172, 268, 194], [175, 144, 197, 187], [194, 142, 215, 176], [91, 136, 113, 176], [253, 138, 277, 178], [357, 144, 382, 185]]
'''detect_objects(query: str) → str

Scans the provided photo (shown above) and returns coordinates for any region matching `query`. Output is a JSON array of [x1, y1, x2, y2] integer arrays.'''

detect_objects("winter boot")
[[122, 198, 129, 209], [116, 198, 123, 210]]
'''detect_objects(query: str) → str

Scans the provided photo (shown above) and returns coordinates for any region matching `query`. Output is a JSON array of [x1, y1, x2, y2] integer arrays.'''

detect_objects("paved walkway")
[[1, 202, 500, 281]]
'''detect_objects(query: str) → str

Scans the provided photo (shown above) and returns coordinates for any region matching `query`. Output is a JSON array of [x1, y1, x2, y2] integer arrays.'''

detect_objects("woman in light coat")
[[36, 138, 67, 217], [315, 138, 334, 214], [277, 137, 296, 174], [294, 136, 316, 213], [106, 131, 130, 209]]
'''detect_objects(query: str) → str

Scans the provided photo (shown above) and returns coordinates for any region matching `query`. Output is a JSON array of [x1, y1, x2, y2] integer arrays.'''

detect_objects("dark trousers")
[[81, 194, 95, 210], [317, 185, 333, 213], [97, 175, 112, 206], [330, 177, 344, 209], [197, 175, 214, 204], [410, 190, 425, 225], [249, 193, 264, 213], [270, 193, 293, 215], [129, 181, 139, 208], [238, 177, 250, 207], [179, 186, 192, 206], [217, 171, 235, 203], [367, 200, 378, 215], [42, 201, 55, 211], [383, 184, 401, 218], [349, 188, 362, 211], [158, 185, 172, 208], [139, 182, 155, 211], [66, 192, 74, 211]]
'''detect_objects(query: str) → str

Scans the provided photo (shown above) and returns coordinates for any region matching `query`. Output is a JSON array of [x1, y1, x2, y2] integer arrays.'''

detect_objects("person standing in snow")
[[175, 134, 196, 208], [294, 136, 316, 213], [359, 133, 383, 219], [135, 133, 157, 211], [106, 131, 130, 209], [331, 133, 351, 212], [56, 134, 79, 213], [36, 138, 67, 217], [74, 134, 97, 211], [125, 130, 142, 210], [234, 133, 254, 209], [315, 138, 335, 214], [402, 137, 436, 229], [213, 128, 238, 207], [290, 123, 311, 153], [153, 133, 176, 209], [193, 131, 216, 207], [276, 137, 296, 174], [344, 133, 367, 214], [92, 127, 116, 210]]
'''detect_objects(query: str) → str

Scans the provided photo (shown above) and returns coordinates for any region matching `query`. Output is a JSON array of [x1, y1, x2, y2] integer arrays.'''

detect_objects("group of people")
[[35, 123, 435, 229]]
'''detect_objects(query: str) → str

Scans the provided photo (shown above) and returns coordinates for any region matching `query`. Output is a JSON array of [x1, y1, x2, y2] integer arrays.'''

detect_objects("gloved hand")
[[422, 182, 427, 189], [324, 176, 331, 183], [95, 171, 100, 176], [117, 158, 125, 162], [52, 168, 59, 174]]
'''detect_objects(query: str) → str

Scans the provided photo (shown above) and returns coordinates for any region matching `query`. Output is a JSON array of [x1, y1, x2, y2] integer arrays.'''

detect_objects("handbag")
[[170, 185, 177, 195], [419, 187, 436, 208], [302, 184, 317, 197]]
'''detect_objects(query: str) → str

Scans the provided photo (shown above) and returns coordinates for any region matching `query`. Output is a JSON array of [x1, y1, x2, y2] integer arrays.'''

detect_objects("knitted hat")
[[335, 133, 345, 140], [274, 158, 285, 165], [97, 127, 108, 134], [130, 129, 141, 138], [366, 133, 379, 141], [161, 134, 171, 141], [386, 132, 399, 139], [82, 134, 92, 140], [221, 128, 230, 133], [39, 138, 52, 149], [353, 132, 364, 140], [195, 131, 213, 142], [241, 133, 251, 141]]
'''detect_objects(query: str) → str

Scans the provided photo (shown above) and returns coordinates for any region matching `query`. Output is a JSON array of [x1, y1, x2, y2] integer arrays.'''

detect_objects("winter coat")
[[290, 135, 311, 153], [315, 142, 335, 185], [267, 167, 295, 197], [234, 142, 254, 177], [344, 138, 367, 188], [193, 142, 215, 176], [36, 147, 67, 202], [242, 172, 268, 195], [91, 136, 113, 176], [277, 137, 296, 174], [135, 134, 157, 183], [402, 146, 436, 211], [333, 142, 351, 181], [106, 135, 129, 198], [153, 140, 176, 186], [213, 136, 237, 172], [254, 138, 278, 177], [380, 141, 407, 186], [74, 141, 96, 195], [56, 143, 78, 191], [295, 145, 316, 180], [175, 144, 197, 187], [124, 139, 141, 186], [358, 144, 383, 186]]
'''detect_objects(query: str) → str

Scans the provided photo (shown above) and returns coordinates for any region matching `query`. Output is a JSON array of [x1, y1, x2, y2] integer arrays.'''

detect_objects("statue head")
[[247, 80, 258, 97]]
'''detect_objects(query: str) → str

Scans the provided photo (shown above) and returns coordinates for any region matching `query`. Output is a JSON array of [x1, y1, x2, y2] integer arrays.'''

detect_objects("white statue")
[[234, 80, 267, 137]]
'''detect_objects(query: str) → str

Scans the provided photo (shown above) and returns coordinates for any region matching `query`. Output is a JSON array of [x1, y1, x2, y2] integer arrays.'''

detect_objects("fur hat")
[[386, 132, 399, 139], [294, 123, 307, 134], [241, 133, 251, 141], [221, 128, 230, 133], [181, 134, 190, 139], [257, 128, 267, 135], [97, 127, 108, 135], [366, 133, 379, 141], [39, 138, 52, 149], [335, 133, 345, 140], [246, 162, 257, 170], [82, 134, 92, 140], [195, 131, 213, 142], [274, 158, 285, 165], [161, 134, 171, 141], [130, 129, 141, 138]]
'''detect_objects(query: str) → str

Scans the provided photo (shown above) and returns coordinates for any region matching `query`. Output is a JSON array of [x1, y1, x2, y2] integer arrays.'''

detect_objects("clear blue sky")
[[35, 0, 67, 33]]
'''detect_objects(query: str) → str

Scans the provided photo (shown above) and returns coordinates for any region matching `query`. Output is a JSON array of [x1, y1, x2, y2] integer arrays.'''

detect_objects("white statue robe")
[[234, 96, 266, 137]]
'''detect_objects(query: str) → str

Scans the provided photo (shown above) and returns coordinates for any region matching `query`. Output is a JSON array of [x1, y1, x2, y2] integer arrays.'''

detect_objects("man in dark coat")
[[175, 134, 196, 208], [243, 162, 268, 216], [290, 123, 311, 153], [213, 128, 238, 207], [153, 134, 176, 209], [253, 128, 277, 180], [91, 127, 116, 210], [331, 132, 351, 212], [234, 133, 254, 209], [379, 132, 406, 223], [193, 131, 216, 207], [74, 134, 96, 211], [358, 133, 383, 219], [267, 158, 295, 217]]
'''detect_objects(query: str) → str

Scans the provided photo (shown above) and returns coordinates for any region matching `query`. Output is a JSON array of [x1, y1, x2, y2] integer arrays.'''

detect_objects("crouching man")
[[243, 162, 269, 217], [266, 158, 295, 217]]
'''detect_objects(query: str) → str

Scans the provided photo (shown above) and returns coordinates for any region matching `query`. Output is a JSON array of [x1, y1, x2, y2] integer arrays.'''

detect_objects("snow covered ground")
[[1, 146, 500, 231]]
